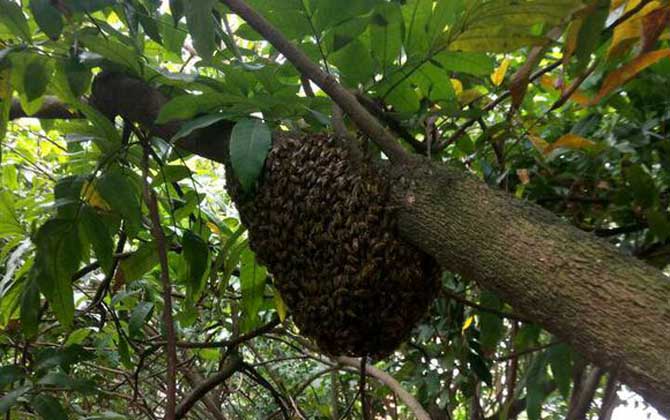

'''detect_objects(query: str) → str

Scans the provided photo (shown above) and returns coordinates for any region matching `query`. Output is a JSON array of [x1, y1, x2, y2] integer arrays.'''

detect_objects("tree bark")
[[11, 74, 670, 416], [389, 161, 670, 415]]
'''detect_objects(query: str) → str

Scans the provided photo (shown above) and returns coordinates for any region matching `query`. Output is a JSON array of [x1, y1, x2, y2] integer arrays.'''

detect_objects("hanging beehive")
[[227, 133, 440, 358]]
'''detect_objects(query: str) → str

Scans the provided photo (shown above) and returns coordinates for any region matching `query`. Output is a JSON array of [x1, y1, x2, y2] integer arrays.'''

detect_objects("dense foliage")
[[0, 0, 669, 418]]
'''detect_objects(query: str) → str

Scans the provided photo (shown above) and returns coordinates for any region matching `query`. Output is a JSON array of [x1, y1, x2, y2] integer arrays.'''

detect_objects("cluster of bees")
[[228, 133, 440, 358]]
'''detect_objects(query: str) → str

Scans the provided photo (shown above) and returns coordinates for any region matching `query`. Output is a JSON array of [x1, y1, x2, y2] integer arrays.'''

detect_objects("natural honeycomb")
[[227, 133, 440, 358]]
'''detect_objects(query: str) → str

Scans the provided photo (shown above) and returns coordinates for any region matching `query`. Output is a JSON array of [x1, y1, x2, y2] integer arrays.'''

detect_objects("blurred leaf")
[[240, 248, 267, 332], [136, 2, 162, 44], [433, 51, 495, 76], [548, 342, 572, 400], [96, 168, 142, 237], [129, 301, 154, 338], [169, 113, 229, 142], [24, 56, 50, 103], [330, 38, 375, 85], [0, 0, 31, 41], [229, 118, 272, 192], [461, 314, 474, 334], [478, 291, 503, 352], [608, 0, 662, 58], [185, 0, 216, 61], [30, 0, 64, 40], [544, 134, 595, 155], [490, 57, 511, 86], [0, 385, 31, 414], [592, 49, 670, 105], [80, 206, 114, 275], [182, 230, 209, 302], [117, 242, 158, 284], [0, 68, 10, 150], [79, 34, 141, 75], [20, 277, 40, 338], [156, 93, 242, 124], [31, 394, 68, 420], [526, 352, 549, 420], [33, 219, 81, 327], [641, 7, 670, 52], [0, 365, 25, 387], [370, 3, 403, 71], [272, 286, 287, 321], [62, 58, 92, 98]]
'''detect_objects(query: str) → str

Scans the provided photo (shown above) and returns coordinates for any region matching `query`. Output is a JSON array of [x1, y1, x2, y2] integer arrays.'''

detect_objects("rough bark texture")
[[13, 73, 670, 416], [389, 160, 670, 415]]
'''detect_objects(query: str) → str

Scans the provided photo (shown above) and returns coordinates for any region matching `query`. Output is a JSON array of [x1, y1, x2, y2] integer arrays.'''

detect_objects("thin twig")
[[142, 139, 178, 420]]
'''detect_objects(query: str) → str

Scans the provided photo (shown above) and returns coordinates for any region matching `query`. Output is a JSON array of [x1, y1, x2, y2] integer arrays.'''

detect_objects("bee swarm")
[[228, 133, 440, 358]]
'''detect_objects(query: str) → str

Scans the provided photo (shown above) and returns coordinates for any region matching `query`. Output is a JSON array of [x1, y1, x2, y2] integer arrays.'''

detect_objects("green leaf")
[[627, 164, 657, 209], [0, 385, 31, 414], [20, 276, 40, 338], [24, 56, 50, 103], [229, 118, 272, 192], [118, 242, 158, 284], [467, 351, 492, 386], [96, 169, 142, 237], [80, 206, 114, 275], [0, 365, 25, 387], [79, 34, 141, 75], [62, 58, 92, 98], [160, 14, 187, 55], [526, 352, 549, 420], [128, 301, 154, 338], [65, 0, 115, 13], [136, 3, 162, 44], [0, 0, 31, 42], [169, 113, 228, 142], [432, 52, 494, 76], [64, 328, 91, 347], [478, 291, 503, 352], [156, 93, 241, 124], [182, 230, 209, 303], [449, 26, 545, 53], [329, 38, 375, 86], [185, 0, 216, 61], [33, 219, 81, 327], [170, 0, 184, 26], [29, 0, 64, 40], [240, 248, 267, 332], [31, 394, 68, 420], [151, 165, 192, 186], [0, 191, 23, 238], [370, 3, 403, 71], [548, 342, 572, 400]]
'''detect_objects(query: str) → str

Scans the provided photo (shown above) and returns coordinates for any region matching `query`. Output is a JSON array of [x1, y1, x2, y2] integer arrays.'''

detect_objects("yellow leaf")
[[544, 134, 595, 154], [539, 75, 590, 106], [81, 181, 111, 211], [564, 18, 583, 63], [458, 89, 482, 104], [273, 287, 287, 321], [529, 134, 549, 152], [206, 221, 221, 235], [608, 0, 662, 58], [592, 48, 670, 104], [461, 315, 475, 334], [450, 78, 463, 95], [490, 58, 511, 86]]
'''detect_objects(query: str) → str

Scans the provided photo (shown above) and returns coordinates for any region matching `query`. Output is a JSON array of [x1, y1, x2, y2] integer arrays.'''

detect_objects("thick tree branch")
[[220, 0, 409, 163]]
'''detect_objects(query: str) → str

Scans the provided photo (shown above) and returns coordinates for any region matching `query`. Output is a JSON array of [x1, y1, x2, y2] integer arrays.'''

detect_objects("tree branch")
[[219, 0, 409, 163], [175, 354, 243, 419], [335, 356, 431, 420]]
